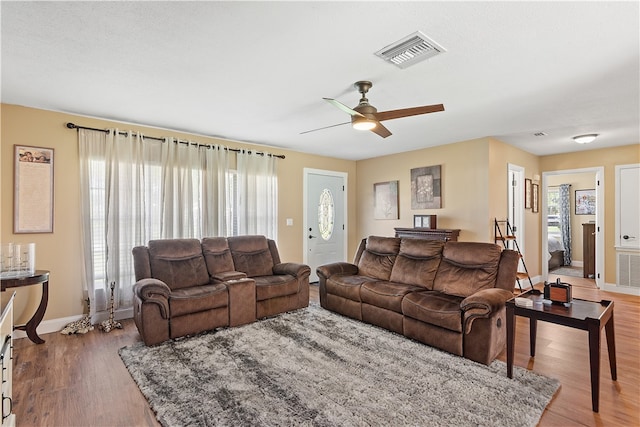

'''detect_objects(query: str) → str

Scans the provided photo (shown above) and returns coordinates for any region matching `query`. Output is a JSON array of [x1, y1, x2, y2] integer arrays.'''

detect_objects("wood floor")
[[12, 276, 640, 427]]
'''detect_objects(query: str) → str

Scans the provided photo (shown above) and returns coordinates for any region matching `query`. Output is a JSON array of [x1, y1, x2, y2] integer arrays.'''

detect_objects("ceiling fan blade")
[[371, 122, 392, 138], [373, 104, 445, 122], [323, 98, 365, 117], [300, 121, 350, 135]]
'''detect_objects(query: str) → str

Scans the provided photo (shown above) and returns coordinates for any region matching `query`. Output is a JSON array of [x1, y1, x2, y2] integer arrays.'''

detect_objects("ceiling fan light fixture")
[[352, 117, 377, 131], [573, 134, 598, 144]]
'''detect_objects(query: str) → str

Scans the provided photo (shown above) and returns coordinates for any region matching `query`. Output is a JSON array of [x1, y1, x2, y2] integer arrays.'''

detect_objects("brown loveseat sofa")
[[317, 236, 520, 365], [132, 235, 310, 345]]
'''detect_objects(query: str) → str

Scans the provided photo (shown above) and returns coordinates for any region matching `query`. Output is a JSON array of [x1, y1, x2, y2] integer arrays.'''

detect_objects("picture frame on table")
[[413, 214, 437, 229]]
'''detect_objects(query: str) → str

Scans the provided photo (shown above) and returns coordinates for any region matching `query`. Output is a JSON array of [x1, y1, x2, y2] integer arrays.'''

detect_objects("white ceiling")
[[2, 1, 639, 161]]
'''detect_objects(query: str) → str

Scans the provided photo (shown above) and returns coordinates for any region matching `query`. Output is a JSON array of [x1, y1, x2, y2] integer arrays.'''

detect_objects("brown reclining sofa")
[[132, 235, 310, 345], [317, 236, 520, 365]]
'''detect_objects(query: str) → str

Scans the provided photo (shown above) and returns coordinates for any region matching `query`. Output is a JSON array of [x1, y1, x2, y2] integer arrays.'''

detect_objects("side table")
[[506, 289, 616, 412], [0, 270, 49, 344]]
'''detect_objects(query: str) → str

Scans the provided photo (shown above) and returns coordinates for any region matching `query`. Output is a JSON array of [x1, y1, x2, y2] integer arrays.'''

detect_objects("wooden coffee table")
[[506, 289, 616, 412]]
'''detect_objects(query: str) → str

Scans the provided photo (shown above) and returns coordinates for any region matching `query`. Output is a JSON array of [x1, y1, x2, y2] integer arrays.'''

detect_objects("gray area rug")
[[119, 304, 560, 427], [549, 266, 583, 278]]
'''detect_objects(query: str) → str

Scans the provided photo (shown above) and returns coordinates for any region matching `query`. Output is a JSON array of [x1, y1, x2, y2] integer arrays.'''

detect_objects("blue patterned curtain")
[[559, 184, 572, 265]]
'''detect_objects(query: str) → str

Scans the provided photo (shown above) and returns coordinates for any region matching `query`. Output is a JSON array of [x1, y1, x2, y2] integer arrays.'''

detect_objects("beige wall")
[[1, 104, 357, 323], [355, 137, 541, 275], [541, 145, 640, 284], [355, 138, 491, 243], [3, 103, 637, 323], [547, 172, 597, 262], [487, 138, 541, 274]]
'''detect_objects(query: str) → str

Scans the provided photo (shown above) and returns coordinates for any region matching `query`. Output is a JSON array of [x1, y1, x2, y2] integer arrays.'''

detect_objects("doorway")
[[303, 168, 347, 283], [541, 167, 604, 288]]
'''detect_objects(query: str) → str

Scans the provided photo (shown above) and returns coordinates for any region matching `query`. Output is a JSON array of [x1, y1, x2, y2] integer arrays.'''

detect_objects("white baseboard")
[[13, 308, 134, 340], [601, 282, 640, 296]]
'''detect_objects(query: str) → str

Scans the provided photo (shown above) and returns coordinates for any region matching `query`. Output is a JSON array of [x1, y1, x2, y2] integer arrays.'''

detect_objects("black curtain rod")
[[65, 122, 285, 159]]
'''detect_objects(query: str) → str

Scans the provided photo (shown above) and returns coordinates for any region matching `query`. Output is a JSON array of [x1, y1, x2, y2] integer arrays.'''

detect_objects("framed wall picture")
[[14, 145, 54, 233], [374, 181, 399, 220], [524, 178, 532, 209], [413, 214, 437, 229], [532, 183, 539, 213], [575, 189, 596, 215], [411, 165, 441, 209]]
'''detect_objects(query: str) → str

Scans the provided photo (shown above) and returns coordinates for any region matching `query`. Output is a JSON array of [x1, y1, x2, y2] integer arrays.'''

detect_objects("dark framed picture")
[[532, 183, 539, 213], [413, 214, 437, 229], [524, 178, 532, 209], [575, 189, 596, 215], [411, 165, 441, 209]]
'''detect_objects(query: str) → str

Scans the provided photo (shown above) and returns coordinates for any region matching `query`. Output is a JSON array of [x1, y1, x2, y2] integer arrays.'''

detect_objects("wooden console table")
[[0, 270, 49, 344], [394, 228, 460, 241]]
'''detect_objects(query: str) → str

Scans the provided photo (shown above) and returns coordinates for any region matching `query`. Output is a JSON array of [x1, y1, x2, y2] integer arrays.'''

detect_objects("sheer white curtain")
[[79, 129, 230, 315], [237, 151, 278, 239]]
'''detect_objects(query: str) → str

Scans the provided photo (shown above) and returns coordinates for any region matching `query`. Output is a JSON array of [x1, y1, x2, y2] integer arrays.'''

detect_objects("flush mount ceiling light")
[[573, 134, 599, 144]]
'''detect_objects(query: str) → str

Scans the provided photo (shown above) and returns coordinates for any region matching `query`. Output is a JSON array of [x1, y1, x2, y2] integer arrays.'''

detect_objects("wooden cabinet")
[[583, 223, 596, 279], [394, 228, 460, 241]]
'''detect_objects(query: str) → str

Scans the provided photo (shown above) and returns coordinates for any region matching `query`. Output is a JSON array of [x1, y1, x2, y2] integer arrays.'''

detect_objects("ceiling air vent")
[[375, 31, 446, 69]]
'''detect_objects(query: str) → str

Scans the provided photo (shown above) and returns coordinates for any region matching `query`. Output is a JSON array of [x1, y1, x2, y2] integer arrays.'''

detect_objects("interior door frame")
[[541, 167, 604, 288], [303, 168, 348, 268], [507, 164, 525, 253]]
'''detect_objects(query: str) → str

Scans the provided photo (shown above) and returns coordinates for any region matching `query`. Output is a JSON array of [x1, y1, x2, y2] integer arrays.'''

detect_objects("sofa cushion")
[[148, 239, 210, 290], [169, 283, 228, 317], [357, 236, 400, 281], [361, 281, 424, 313], [402, 290, 464, 333], [201, 237, 236, 275], [389, 239, 444, 289], [254, 275, 299, 301], [433, 242, 502, 297], [325, 274, 377, 302], [228, 235, 275, 277]]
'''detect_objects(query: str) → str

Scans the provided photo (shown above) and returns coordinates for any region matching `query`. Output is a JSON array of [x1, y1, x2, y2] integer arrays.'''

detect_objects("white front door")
[[304, 169, 347, 283]]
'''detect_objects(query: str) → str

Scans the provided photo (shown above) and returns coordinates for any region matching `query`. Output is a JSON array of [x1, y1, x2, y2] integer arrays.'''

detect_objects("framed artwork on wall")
[[374, 181, 399, 220], [14, 145, 54, 233], [575, 189, 596, 215], [411, 165, 441, 209], [524, 178, 532, 209], [532, 183, 539, 213]]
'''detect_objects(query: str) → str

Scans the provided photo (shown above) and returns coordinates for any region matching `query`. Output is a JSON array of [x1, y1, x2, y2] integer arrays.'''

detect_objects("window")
[[318, 188, 335, 240], [547, 186, 561, 237], [79, 130, 278, 313]]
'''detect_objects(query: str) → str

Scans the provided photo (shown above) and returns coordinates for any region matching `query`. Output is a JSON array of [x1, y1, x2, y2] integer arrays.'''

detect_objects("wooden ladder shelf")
[[494, 218, 534, 293]]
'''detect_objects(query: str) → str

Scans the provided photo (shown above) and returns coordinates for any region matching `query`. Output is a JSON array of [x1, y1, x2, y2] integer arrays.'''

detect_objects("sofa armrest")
[[316, 262, 359, 280], [133, 278, 171, 319], [273, 262, 311, 278], [460, 288, 514, 334]]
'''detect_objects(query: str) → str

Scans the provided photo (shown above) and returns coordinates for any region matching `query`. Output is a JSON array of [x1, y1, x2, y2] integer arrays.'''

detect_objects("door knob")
[[308, 235, 317, 239], [623, 235, 636, 240]]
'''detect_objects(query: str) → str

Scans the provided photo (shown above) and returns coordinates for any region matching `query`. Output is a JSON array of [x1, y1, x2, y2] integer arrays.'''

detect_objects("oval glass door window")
[[318, 189, 335, 240]]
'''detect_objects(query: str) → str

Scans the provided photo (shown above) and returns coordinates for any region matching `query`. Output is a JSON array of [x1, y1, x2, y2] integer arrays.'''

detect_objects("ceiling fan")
[[302, 81, 445, 138]]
